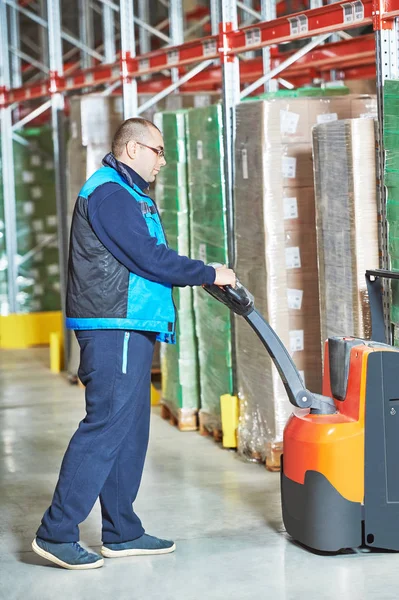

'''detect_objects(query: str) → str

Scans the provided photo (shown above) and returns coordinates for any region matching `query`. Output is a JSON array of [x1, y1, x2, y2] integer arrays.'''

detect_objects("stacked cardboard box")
[[154, 110, 200, 429], [235, 101, 291, 464], [384, 80, 399, 332], [234, 93, 375, 466], [312, 118, 379, 340], [186, 104, 233, 433]]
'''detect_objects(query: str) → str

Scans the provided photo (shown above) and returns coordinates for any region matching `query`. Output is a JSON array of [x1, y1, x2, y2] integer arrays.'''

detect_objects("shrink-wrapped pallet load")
[[312, 118, 379, 341], [384, 80, 399, 336], [154, 110, 200, 430], [186, 104, 233, 434], [0, 127, 61, 315], [235, 100, 291, 468]]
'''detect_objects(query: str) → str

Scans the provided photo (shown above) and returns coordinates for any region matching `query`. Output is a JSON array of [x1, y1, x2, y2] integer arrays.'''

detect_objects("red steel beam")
[[2, 0, 398, 106]]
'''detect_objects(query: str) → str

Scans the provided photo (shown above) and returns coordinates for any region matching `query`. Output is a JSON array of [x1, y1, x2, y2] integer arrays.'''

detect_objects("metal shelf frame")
[[0, 0, 398, 321]]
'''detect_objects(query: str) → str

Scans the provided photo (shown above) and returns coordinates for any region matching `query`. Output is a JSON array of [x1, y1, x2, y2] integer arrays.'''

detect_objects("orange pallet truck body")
[[204, 269, 399, 552]]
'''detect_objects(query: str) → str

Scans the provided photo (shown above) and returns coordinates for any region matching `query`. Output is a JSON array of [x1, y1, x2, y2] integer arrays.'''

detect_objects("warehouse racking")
[[0, 0, 397, 340]]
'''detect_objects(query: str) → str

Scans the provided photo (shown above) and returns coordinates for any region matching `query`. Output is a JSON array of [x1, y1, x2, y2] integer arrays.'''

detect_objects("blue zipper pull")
[[122, 331, 130, 374]]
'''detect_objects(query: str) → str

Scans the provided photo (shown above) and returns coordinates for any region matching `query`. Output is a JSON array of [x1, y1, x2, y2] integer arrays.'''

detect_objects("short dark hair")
[[112, 117, 161, 157]]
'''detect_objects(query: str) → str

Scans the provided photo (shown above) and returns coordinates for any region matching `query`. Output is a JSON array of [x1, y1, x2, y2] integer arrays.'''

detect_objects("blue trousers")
[[37, 328, 156, 544]]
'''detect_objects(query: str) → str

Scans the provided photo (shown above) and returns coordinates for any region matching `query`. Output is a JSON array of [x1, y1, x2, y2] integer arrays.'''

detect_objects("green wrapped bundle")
[[384, 80, 399, 324], [0, 156, 7, 314], [185, 104, 233, 432], [154, 110, 200, 429], [13, 127, 61, 313], [0, 126, 61, 314]]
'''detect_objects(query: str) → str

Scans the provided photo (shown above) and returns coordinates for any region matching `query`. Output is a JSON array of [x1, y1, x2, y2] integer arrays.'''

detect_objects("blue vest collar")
[[102, 152, 150, 193]]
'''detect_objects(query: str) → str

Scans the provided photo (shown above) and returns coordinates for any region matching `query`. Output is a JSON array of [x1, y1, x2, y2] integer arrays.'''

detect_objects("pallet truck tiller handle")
[[203, 264, 336, 415]]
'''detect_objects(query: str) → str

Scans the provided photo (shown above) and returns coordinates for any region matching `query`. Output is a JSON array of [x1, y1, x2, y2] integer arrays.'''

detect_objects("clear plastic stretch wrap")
[[384, 80, 399, 326], [154, 110, 200, 427], [0, 127, 61, 315], [185, 104, 233, 431], [234, 101, 291, 463], [312, 118, 379, 341], [0, 154, 7, 314]]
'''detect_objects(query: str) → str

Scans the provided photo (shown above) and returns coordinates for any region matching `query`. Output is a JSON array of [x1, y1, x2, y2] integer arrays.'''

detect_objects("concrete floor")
[[1, 350, 399, 600]]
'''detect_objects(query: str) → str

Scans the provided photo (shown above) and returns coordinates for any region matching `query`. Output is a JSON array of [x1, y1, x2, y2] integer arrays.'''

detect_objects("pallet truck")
[[204, 269, 399, 552]]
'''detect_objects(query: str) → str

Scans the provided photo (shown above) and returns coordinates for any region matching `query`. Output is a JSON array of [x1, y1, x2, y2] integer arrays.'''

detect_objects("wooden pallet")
[[198, 411, 223, 443], [160, 401, 198, 432], [265, 442, 283, 472]]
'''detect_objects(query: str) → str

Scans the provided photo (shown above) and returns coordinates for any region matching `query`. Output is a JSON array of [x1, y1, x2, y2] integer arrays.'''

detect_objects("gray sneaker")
[[32, 537, 104, 570], [101, 533, 176, 558]]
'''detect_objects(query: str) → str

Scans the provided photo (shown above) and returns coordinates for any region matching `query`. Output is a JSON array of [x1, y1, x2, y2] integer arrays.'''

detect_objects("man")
[[32, 117, 236, 570]]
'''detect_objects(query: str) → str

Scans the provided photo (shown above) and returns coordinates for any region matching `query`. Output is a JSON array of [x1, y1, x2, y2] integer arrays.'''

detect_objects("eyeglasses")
[[136, 141, 165, 158]]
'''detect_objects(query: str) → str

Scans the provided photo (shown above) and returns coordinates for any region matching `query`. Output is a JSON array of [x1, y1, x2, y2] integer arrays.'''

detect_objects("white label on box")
[[198, 243, 207, 263], [34, 251, 43, 263], [282, 156, 297, 179], [53, 281, 61, 292], [299, 370, 306, 386], [23, 202, 34, 216], [290, 330, 304, 353], [287, 288, 303, 310], [31, 155, 41, 167], [22, 171, 35, 183], [280, 110, 300, 135], [317, 113, 338, 124], [47, 264, 60, 275], [31, 186, 43, 199], [34, 284, 44, 295], [285, 246, 301, 269], [45, 160, 54, 170], [197, 140, 203, 160], [284, 197, 298, 220], [46, 215, 57, 227], [241, 149, 249, 180], [32, 219, 44, 232]]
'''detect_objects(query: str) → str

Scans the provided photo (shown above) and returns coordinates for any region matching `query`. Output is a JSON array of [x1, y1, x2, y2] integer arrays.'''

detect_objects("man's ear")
[[126, 140, 137, 160]]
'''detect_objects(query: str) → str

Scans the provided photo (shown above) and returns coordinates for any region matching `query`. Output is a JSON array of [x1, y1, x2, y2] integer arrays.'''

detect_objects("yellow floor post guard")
[[0, 311, 63, 349], [220, 394, 239, 448]]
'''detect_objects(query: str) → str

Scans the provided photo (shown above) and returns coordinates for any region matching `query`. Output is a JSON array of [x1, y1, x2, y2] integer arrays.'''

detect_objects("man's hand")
[[214, 265, 236, 288]]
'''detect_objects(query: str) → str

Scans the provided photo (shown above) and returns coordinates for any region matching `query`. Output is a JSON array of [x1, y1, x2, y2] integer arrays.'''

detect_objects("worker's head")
[[112, 117, 166, 183]]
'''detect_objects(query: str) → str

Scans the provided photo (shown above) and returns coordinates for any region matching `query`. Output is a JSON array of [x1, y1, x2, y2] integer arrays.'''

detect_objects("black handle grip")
[[366, 269, 399, 281]]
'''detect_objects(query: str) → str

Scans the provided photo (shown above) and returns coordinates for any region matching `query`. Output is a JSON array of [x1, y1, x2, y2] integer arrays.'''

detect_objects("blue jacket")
[[66, 153, 216, 343]]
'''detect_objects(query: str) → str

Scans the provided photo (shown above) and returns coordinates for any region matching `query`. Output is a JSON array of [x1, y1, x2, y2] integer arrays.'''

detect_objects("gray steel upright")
[[47, 0, 68, 351], [261, 0, 277, 92], [169, 0, 184, 84], [102, 0, 116, 64], [79, 0, 95, 69], [120, 0, 138, 118], [138, 0, 151, 55], [220, 0, 240, 268], [210, 0, 221, 34], [0, 0, 18, 313], [220, 0, 241, 394], [9, 1, 22, 89]]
